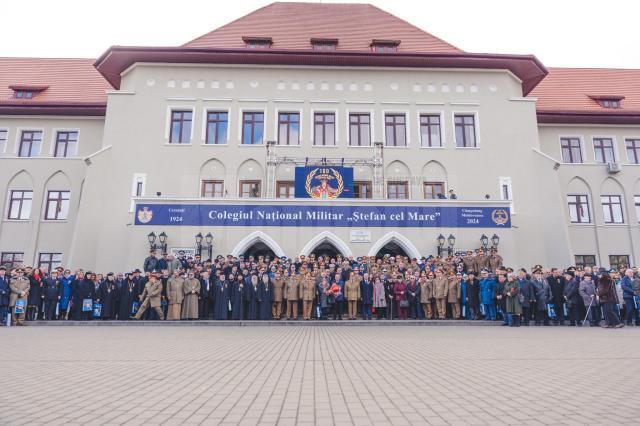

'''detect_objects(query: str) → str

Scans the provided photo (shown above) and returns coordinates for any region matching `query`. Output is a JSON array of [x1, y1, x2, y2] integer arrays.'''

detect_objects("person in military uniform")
[[488, 249, 504, 273], [166, 270, 184, 320], [474, 249, 489, 276], [420, 273, 434, 319], [434, 269, 448, 319], [132, 273, 164, 320], [345, 272, 361, 320], [285, 267, 300, 320], [300, 270, 315, 320], [271, 271, 285, 320], [447, 273, 462, 319], [10, 269, 30, 326]]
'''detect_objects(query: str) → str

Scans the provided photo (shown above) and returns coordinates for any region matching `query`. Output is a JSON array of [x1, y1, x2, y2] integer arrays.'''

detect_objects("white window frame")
[[0, 128, 8, 155], [275, 108, 302, 146], [238, 107, 267, 146], [558, 135, 586, 164], [51, 128, 80, 157], [165, 106, 195, 145], [310, 108, 338, 147], [452, 111, 480, 149], [382, 110, 410, 148], [600, 194, 625, 224], [591, 136, 618, 164], [416, 110, 445, 149], [346, 109, 374, 148], [567, 194, 592, 224], [43, 189, 71, 221], [15, 128, 44, 157], [130, 173, 147, 212], [498, 176, 515, 214], [201, 108, 230, 145], [5, 188, 33, 221]]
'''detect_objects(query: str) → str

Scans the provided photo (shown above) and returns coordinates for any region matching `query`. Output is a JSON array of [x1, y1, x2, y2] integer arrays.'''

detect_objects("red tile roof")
[[0, 57, 109, 115], [530, 67, 640, 123], [184, 2, 461, 53]]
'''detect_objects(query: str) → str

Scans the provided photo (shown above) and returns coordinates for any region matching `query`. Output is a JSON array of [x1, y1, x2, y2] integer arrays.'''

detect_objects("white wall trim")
[[231, 231, 286, 258], [367, 231, 420, 259], [299, 231, 353, 257]]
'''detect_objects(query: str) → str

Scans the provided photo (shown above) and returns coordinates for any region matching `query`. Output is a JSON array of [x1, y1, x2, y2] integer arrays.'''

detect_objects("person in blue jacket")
[[621, 269, 637, 326], [0, 267, 10, 325], [58, 270, 75, 320], [479, 270, 497, 320]]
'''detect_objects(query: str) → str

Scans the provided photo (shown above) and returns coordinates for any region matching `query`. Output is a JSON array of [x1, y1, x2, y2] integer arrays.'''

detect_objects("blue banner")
[[135, 204, 511, 228], [295, 166, 353, 198]]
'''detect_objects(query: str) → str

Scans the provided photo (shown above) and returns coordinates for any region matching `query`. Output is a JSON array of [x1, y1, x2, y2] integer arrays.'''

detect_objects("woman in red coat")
[[393, 277, 408, 320]]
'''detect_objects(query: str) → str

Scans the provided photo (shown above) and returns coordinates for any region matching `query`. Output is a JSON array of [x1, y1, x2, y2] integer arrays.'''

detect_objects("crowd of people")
[[1, 248, 639, 328]]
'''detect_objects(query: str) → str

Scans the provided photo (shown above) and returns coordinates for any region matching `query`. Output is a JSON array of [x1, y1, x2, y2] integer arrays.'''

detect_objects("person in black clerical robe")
[[118, 274, 139, 320], [213, 275, 230, 320], [230, 274, 244, 320], [97, 273, 119, 320], [246, 275, 260, 320], [199, 272, 213, 320], [258, 274, 272, 320]]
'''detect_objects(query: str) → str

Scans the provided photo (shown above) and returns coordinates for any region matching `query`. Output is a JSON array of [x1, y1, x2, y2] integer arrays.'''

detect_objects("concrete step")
[[24, 319, 503, 327]]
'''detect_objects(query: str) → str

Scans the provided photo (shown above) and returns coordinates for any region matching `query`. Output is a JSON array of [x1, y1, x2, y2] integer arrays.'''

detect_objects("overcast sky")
[[2, 0, 638, 68]]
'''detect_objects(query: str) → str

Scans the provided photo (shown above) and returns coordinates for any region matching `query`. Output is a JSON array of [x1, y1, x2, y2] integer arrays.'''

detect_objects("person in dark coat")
[[517, 269, 534, 326], [97, 273, 118, 320], [72, 272, 96, 321], [213, 274, 230, 320], [199, 271, 213, 319], [597, 272, 623, 328], [547, 269, 566, 325], [245, 275, 260, 320], [405, 276, 420, 320], [0, 267, 11, 325], [42, 271, 61, 320], [383, 275, 395, 319], [360, 274, 374, 320], [230, 274, 244, 320], [465, 273, 480, 320], [495, 273, 508, 325], [562, 270, 582, 326], [258, 274, 272, 320], [27, 268, 44, 321], [118, 273, 139, 320], [531, 269, 552, 326]]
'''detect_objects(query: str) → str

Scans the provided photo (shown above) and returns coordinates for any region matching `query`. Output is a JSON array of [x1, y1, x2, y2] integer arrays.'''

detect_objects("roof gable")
[[183, 2, 461, 53]]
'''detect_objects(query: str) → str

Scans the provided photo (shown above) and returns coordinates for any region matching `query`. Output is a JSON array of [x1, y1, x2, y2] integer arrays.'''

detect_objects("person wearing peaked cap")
[[132, 273, 165, 321], [9, 268, 30, 326], [563, 269, 581, 326]]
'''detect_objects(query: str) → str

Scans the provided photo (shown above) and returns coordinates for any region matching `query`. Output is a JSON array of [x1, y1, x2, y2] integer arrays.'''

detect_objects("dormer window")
[[590, 95, 624, 109], [371, 39, 400, 53], [311, 38, 338, 51], [9, 85, 48, 99], [242, 36, 272, 49]]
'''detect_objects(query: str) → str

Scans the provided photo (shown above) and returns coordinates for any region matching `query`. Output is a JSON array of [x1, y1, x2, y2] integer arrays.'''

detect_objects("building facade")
[[1, 2, 638, 272]]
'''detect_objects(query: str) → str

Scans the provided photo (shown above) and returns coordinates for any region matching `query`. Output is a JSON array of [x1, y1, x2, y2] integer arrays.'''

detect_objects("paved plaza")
[[0, 326, 638, 425]]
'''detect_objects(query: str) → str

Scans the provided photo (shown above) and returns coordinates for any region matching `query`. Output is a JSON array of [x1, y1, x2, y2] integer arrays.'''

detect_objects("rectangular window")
[[349, 113, 371, 146], [13, 90, 34, 99], [419, 114, 442, 147], [242, 112, 264, 145], [276, 181, 295, 198], [574, 255, 596, 269], [601, 195, 624, 223], [353, 181, 372, 199], [387, 181, 408, 199], [169, 110, 192, 144], [635, 195, 640, 222], [7, 190, 32, 220], [0, 252, 23, 268], [372, 44, 397, 53], [277, 112, 300, 146], [384, 114, 406, 147], [609, 255, 630, 269], [135, 181, 143, 197], [206, 111, 228, 145], [239, 180, 261, 198], [18, 130, 42, 157], [593, 138, 615, 163], [313, 112, 335, 146], [0, 129, 7, 154], [54, 131, 78, 157], [626, 139, 640, 164], [567, 194, 591, 223], [454, 114, 476, 147], [560, 137, 583, 163], [44, 190, 70, 220], [423, 182, 445, 199], [312, 42, 337, 51], [201, 180, 224, 198], [38, 253, 62, 271]]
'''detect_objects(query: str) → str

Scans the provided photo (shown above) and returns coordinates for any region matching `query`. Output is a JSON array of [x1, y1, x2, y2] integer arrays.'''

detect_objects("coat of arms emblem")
[[305, 167, 344, 199], [491, 209, 509, 226], [137, 206, 153, 224]]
